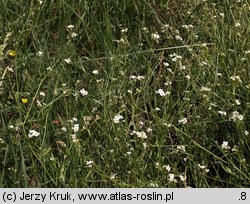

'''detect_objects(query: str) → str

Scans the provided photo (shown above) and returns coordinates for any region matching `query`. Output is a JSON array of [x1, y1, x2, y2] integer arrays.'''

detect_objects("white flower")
[[169, 53, 182, 62], [235, 99, 241, 105], [148, 183, 159, 187], [80, 88, 88, 96], [61, 127, 67, 132], [110, 173, 117, 179], [168, 174, 176, 182], [200, 86, 211, 92], [156, 89, 170, 96], [130, 131, 147, 139], [179, 175, 186, 182], [178, 117, 188, 124], [151, 32, 160, 43], [28, 130, 40, 138], [164, 81, 172, 86], [50, 156, 55, 161], [64, 58, 72, 64], [218, 111, 227, 116], [235, 22, 241, 27], [244, 131, 249, 136], [230, 75, 242, 83], [198, 163, 209, 173], [113, 114, 124, 123], [221, 141, 230, 150], [40, 92, 45, 97], [36, 100, 45, 108], [137, 76, 145, 80], [67, 25, 74, 30], [219, 13, 225, 18], [86, 160, 94, 168], [137, 131, 147, 139], [177, 145, 186, 152], [163, 165, 171, 172], [72, 117, 78, 122], [71, 32, 78, 38], [151, 33, 160, 40], [147, 128, 153, 133], [71, 134, 79, 143], [129, 75, 145, 81], [198, 164, 206, 169], [37, 51, 43, 57], [161, 24, 169, 32], [182, 24, 194, 30], [72, 124, 79, 133], [175, 35, 183, 41], [142, 27, 149, 33], [167, 68, 173, 74], [121, 28, 128, 33], [232, 146, 238, 152], [229, 111, 243, 121], [92, 70, 99, 75], [130, 75, 137, 80], [163, 62, 169, 67], [47, 66, 52, 71], [179, 64, 186, 70]]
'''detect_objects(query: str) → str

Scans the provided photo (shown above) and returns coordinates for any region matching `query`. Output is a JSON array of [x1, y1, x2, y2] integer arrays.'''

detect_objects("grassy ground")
[[0, 0, 250, 187]]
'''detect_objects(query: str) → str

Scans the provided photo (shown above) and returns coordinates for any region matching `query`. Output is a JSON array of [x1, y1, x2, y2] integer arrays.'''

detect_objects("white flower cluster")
[[80, 88, 88, 96], [221, 141, 230, 150], [28, 130, 40, 138], [178, 117, 188, 124], [169, 53, 182, 62], [130, 131, 147, 139], [130, 75, 145, 81], [229, 111, 243, 121], [113, 114, 124, 124], [156, 89, 170, 97]]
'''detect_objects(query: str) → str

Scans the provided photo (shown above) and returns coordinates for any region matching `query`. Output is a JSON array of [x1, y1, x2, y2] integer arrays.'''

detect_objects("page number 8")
[[240, 192, 246, 200]]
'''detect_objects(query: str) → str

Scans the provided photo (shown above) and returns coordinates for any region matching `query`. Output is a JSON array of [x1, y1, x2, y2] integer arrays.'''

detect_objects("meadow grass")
[[0, 0, 250, 187]]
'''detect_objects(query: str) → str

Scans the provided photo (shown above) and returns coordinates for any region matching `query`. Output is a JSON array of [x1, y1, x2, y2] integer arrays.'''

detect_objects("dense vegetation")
[[0, 0, 249, 187]]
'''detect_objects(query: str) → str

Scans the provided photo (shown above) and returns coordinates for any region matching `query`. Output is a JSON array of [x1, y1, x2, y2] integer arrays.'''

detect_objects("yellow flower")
[[7, 50, 16, 57], [21, 98, 28, 104]]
